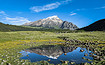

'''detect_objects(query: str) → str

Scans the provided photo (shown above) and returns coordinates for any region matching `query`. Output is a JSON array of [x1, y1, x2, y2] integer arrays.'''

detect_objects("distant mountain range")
[[23, 16, 78, 30], [0, 22, 75, 32], [0, 17, 105, 31], [80, 19, 105, 31]]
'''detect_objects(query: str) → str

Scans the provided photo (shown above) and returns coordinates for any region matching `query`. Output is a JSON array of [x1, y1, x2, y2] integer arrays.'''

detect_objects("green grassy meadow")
[[0, 31, 105, 65], [0, 31, 105, 43]]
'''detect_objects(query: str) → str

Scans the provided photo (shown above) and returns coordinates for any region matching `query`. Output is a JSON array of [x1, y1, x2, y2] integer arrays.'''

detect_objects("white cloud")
[[5, 17, 31, 25], [17, 12, 22, 14], [61, 0, 72, 4], [0, 11, 5, 15], [0, 11, 31, 25], [94, 6, 105, 9], [30, 0, 72, 12], [69, 5, 105, 16], [0, 11, 8, 22], [101, 6, 105, 8], [31, 2, 61, 12], [69, 8, 87, 16], [70, 12, 77, 16], [0, 11, 8, 16]]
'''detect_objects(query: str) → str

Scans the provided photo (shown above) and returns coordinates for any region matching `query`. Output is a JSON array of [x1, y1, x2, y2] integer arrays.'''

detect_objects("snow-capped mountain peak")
[[23, 15, 78, 30], [46, 15, 60, 19]]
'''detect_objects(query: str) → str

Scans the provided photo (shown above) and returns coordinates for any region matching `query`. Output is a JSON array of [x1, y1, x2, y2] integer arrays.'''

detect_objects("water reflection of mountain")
[[26, 45, 77, 59]]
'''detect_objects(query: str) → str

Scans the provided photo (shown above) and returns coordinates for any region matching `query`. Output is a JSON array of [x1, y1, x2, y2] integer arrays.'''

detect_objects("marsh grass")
[[0, 31, 105, 65]]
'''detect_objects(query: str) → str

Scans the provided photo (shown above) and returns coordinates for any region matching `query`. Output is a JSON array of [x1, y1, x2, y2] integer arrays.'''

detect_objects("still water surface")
[[20, 45, 93, 64]]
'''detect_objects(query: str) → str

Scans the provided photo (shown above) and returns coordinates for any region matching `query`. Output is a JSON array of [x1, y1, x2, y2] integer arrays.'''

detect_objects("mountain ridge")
[[23, 16, 78, 30]]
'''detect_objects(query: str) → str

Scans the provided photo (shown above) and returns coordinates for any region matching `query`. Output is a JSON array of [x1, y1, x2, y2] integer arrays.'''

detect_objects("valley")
[[0, 0, 105, 65], [0, 18, 105, 65]]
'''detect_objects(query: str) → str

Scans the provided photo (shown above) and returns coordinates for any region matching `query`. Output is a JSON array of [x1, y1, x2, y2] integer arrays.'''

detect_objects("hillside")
[[0, 22, 36, 31], [80, 19, 105, 31]]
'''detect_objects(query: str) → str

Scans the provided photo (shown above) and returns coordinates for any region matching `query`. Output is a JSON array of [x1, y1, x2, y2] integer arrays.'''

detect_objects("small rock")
[[64, 53, 67, 55], [84, 54, 88, 56], [48, 59, 51, 61], [99, 58, 104, 61], [64, 61, 68, 64], [84, 62, 88, 65], [80, 49, 84, 52], [70, 62, 75, 64]]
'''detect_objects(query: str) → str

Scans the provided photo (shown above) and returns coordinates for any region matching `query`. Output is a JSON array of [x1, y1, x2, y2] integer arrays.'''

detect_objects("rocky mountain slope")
[[80, 19, 105, 31], [23, 16, 78, 30], [61, 21, 78, 30]]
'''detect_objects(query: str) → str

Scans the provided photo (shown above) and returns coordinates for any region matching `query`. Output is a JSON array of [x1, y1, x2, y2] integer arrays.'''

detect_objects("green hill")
[[80, 19, 105, 31], [0, 22, 38, 32]]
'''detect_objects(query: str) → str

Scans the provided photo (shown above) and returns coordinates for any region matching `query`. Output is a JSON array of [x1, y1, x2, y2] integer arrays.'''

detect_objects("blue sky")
[[0, 0, 105, 28]]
